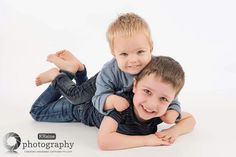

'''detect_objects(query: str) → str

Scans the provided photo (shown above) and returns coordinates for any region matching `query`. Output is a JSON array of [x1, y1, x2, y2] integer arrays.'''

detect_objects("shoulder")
[[107, 107, 131, 124], [98, 58, 121, 80], [101, 58, 118, 70]]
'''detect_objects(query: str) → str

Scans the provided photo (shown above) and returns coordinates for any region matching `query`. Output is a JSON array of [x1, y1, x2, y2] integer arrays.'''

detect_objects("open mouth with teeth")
[[141, 104, 157, 114], [127, 65, 141, 68]]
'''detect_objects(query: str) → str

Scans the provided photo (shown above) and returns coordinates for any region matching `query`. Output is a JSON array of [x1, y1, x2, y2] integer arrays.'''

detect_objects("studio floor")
[[1, 90, 235, 157]]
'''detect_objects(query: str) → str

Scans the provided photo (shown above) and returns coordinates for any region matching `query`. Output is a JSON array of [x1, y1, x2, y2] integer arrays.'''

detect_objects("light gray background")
[[1, 0, 236, 156]]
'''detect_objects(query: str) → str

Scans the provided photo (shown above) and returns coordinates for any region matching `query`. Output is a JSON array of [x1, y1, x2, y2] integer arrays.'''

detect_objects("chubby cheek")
[[141, 54, 152, 64], [145, 55, 152, 63], [117, 60, 126, 70], [157, 105, 169, 116], [133, 93, 146, 107]]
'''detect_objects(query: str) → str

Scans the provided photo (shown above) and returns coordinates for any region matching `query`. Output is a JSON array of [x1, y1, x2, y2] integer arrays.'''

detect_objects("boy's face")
[[132, 74, 176, 121], [112, 32, 152, 75]]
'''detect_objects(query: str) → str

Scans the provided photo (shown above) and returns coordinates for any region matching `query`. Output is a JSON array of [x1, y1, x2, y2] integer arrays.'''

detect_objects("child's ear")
[[133, 79, 137, 93]]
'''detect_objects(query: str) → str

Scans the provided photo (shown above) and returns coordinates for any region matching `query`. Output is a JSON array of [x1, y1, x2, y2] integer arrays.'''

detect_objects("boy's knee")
[[29, 108, 41, 121]]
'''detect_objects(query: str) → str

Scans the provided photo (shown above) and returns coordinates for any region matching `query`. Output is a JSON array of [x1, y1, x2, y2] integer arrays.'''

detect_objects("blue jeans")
[[52, 69, 97, 105], [30, 68, 98, 122]]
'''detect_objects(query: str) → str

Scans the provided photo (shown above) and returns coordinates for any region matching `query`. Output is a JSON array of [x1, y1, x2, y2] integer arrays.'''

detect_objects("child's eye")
[[143, 89, 152, 95], [120, 53, 128, 56], [137, 50, 145, 55], [160, 97, 169, 102]]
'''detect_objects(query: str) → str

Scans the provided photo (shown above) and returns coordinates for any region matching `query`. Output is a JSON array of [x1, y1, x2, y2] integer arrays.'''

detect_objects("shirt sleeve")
[[167, 97, 182, 121], [107, 110, 123, 124], [92, 60, 118, 115]]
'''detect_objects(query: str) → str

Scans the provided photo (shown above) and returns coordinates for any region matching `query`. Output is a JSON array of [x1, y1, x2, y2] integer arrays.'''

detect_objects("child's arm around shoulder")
[[92, 59, 129, 113], [97, 116, 170, 150], [160, 98, 182, 124]]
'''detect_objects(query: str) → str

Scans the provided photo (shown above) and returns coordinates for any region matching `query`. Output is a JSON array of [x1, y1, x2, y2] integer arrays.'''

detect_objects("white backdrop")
[[1, 0, 236, 157]]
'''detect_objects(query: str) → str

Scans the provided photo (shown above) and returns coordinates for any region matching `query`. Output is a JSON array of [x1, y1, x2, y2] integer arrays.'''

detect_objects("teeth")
[[143, 105, 154, 113], [128, 65, 139, 68]]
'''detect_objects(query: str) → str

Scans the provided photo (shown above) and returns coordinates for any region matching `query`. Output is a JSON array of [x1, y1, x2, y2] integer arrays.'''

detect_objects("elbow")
[[97, 134, 112, 151], [186, 112, 197, 132], [192, 114, 197, 128], [97, 140, 108, 151], [188, 112, 197, 125], [97, 138, 107, 150]]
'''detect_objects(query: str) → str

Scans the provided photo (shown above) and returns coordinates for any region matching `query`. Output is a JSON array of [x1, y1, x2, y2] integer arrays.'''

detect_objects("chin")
[[122, 67, 142, 74], [138, 111, 157, 121], [126, 69, 141, 75], [136, 105, 159, 121]]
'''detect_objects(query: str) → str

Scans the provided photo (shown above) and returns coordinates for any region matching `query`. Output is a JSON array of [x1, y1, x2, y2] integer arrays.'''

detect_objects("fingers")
[[169, 137, 176, 144], [155, 131, 176, 144], [155, 131, 166, 138], [160, 140, 171, 146], [155, 135, 171, 146]]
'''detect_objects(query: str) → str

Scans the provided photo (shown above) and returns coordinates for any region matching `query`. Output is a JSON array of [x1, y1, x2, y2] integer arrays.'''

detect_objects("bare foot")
[[35, 68, 59, 86], [47, 54, 79, 73], [55, 50, 84, 71]]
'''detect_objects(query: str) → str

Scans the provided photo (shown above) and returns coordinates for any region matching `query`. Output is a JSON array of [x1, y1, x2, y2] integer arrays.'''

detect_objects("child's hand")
[[155, 127, 179, 144], [105, 95, 129, 112], [145, 134, 171, 146], [112, 95, 130, 112], [160, 110, 179, 124]]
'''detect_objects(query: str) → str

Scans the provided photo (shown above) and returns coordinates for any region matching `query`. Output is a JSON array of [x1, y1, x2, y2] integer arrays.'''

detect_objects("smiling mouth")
[[127, 65, 141, 68], [141, 104, 156, 114]]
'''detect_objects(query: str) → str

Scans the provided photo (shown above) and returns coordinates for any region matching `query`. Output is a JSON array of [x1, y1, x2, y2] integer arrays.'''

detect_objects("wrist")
[[170, 125, 181, 136], [143, 135, 152, 146]]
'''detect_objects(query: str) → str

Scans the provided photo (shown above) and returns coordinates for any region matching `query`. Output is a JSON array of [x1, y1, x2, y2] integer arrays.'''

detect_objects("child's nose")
[[128, 56, 138, 63], [148, 98, 160, 111]]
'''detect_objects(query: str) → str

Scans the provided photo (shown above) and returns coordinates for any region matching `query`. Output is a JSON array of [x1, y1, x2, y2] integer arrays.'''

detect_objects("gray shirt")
[[92, 58, 181, 116]]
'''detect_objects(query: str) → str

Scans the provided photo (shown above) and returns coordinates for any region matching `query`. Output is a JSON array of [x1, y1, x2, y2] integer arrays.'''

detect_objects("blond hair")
[[135, 56, 185, 97], [106, 13, 153, 52]]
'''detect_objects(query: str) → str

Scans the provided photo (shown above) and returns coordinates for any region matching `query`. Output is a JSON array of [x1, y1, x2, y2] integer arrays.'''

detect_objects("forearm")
[[98, 132, 148, 150], [98, 116, 170, 150], [171, 112, 196, 136]]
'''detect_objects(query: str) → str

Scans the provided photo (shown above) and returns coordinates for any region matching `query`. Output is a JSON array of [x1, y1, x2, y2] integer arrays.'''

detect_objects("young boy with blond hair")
[[92, 13, 182, 123]]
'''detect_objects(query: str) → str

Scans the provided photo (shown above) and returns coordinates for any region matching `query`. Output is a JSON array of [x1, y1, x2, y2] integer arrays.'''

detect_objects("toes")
[[47, 54, 55, 62], [35, 78, 41, 86], [56, 50, 64, 57]]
